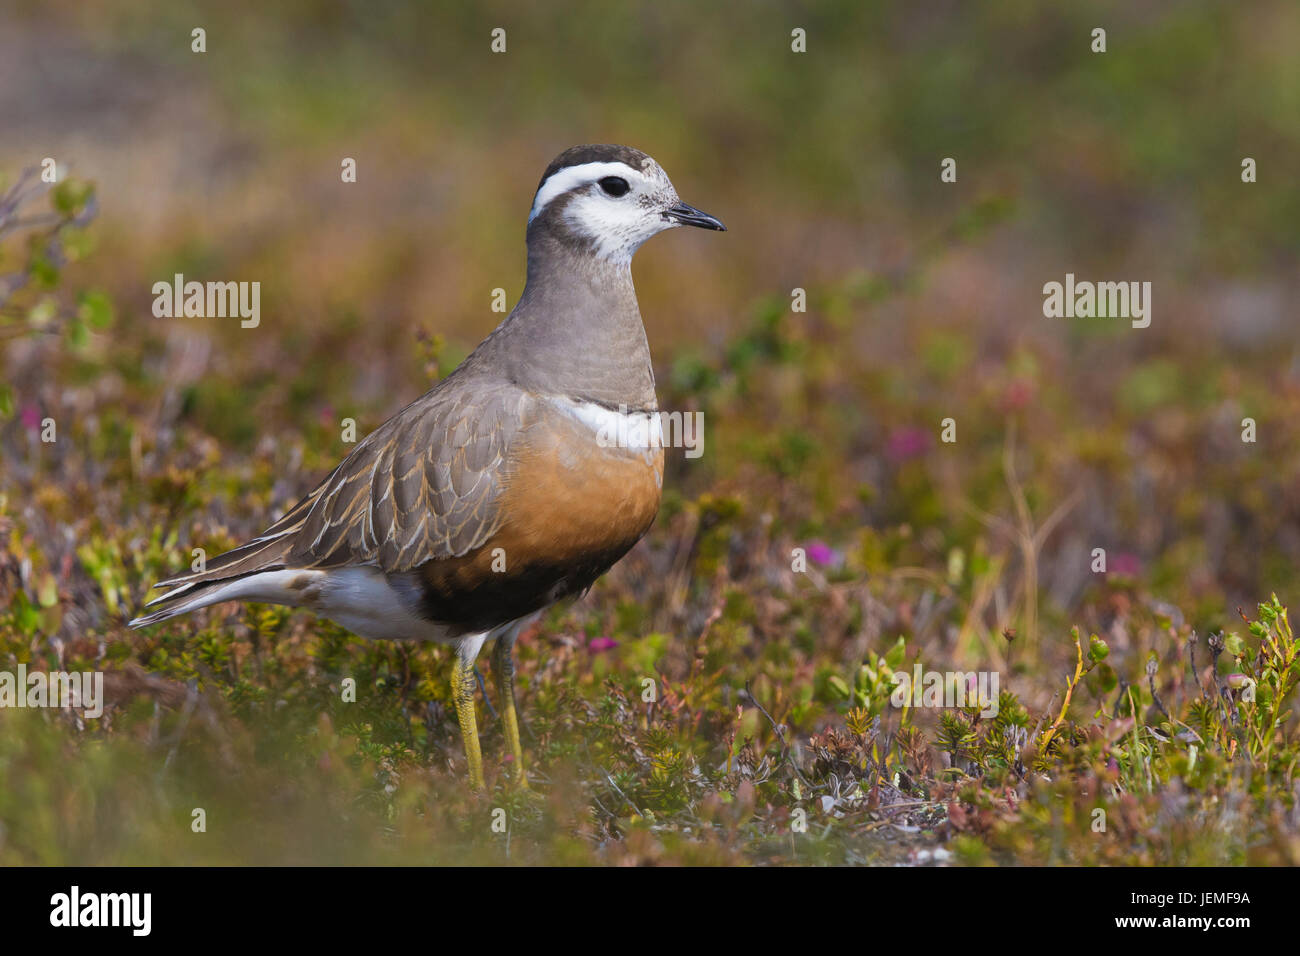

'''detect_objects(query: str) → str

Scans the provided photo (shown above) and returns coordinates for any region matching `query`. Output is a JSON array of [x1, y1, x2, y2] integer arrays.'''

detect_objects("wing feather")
[[289, 381, 522, 571], [145, 379, 526, 602]]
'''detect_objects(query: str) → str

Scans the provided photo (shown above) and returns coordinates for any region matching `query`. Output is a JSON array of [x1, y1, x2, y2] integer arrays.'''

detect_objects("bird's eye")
[[598, 176, 630, 197]]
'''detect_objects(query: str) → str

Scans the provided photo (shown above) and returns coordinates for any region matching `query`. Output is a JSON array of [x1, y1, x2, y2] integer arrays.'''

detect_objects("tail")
[[129, 458, 350, 628], [129, 529, 308, 628], [128, 570, 279, 628]]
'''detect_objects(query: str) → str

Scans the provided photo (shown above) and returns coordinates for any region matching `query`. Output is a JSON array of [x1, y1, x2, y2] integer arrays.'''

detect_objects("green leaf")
[[884, 635, 908, 671], [61, 226, 96, 261], [29, 250, 59, 287], [11, 591, 40, 635], [37, 573, 58, 608], [66, 318, 88, 349], [51, 178, 94, 216], [77, 290, 114, 329], [27, 297, 57, 326], [827, 674, 851, 700]]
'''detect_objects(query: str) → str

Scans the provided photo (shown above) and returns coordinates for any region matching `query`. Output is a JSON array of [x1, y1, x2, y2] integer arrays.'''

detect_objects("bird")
[[129, 144, 725, 791]]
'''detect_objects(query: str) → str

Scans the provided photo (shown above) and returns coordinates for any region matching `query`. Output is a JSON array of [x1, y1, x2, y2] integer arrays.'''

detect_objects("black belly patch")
[[400, 545, 635, 636]]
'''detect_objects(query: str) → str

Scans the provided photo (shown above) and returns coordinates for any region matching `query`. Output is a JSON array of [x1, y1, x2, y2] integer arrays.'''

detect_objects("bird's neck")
[[475, 241, 659, 411]]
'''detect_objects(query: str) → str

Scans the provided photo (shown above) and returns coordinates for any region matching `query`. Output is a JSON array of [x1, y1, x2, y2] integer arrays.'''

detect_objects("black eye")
[[598, 176, 630, 197]]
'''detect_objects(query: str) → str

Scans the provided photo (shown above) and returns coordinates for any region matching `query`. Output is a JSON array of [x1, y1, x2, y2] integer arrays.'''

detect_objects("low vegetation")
[[3, 169, 1298, 865]]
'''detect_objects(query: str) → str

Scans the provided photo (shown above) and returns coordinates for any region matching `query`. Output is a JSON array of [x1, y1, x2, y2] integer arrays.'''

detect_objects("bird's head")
[[527, 144, 725, 265]]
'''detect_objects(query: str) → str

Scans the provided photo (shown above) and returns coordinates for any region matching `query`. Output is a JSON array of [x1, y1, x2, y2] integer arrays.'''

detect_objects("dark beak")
[[664, 201, 727, 231]]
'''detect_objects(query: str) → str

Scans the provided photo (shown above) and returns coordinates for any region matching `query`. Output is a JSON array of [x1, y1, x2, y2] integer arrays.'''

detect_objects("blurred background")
[[1, 1, 1298, 864]]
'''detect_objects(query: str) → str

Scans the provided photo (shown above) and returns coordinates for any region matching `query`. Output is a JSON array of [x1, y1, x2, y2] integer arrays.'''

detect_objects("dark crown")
[[536, 144, 651, 192]]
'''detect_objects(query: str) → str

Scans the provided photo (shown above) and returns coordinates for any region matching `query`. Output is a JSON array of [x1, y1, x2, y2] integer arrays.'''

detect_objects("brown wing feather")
[[147, 378, 524, 597], [289, 382, 523, 570]]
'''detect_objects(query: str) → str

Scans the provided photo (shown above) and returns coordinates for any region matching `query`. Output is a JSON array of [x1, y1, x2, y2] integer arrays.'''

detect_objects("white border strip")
[[528, 161, 642, 223]]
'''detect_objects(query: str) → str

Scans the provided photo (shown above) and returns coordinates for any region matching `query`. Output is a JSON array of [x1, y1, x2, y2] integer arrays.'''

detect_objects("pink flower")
[[805, 541, 836, 566], [1111, 552, 1141, 577], [20, 403, 41, 431], [1000, 379, 1034, 412], [886, 427, 930, 463], [588, 636, 618, 653]]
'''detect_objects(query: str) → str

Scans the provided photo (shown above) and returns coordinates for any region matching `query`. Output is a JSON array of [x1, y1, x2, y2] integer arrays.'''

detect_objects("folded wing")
[[131, 378, 525, 625]]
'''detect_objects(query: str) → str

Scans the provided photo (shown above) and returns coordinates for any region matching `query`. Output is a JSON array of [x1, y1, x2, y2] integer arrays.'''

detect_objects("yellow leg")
[[492, 635, 528, 787], [450, 652, 485, 791]]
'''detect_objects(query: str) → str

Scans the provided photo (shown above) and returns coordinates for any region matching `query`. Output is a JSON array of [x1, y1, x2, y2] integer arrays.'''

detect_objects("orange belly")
[[413, 404, 664, 632], [498, 407, 664, 564]]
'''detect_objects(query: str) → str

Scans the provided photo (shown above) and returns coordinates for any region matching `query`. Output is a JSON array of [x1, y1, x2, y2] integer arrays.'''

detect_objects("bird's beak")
[[664, 202, 727, 231]]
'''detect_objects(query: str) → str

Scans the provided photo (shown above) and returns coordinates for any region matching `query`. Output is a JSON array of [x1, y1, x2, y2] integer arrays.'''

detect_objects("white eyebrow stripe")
[[528, 161, 643, 223]]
